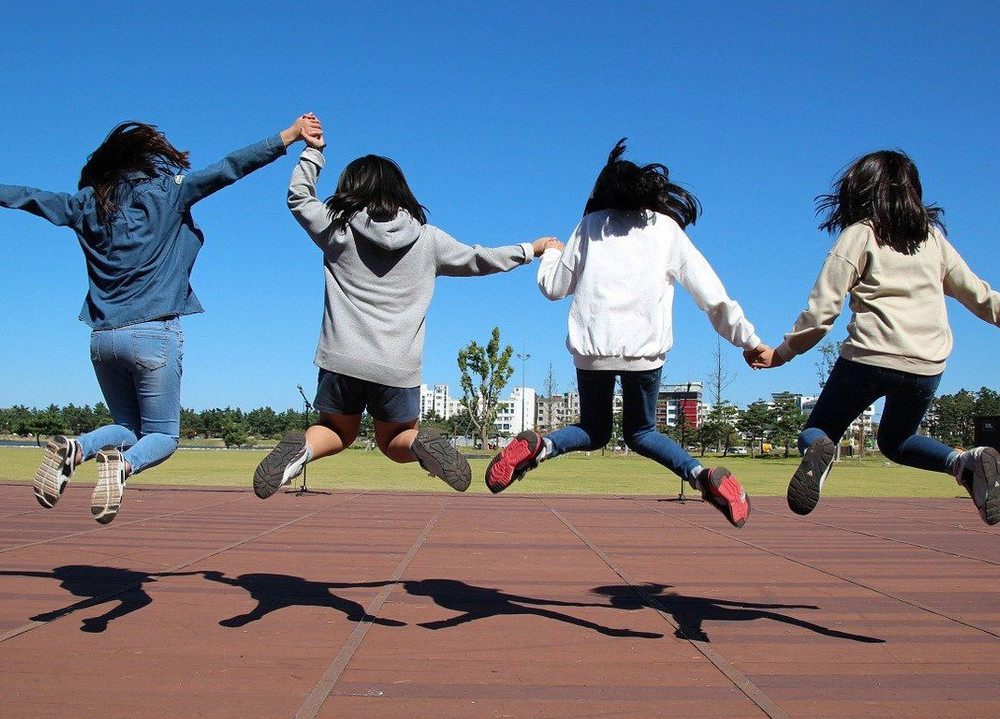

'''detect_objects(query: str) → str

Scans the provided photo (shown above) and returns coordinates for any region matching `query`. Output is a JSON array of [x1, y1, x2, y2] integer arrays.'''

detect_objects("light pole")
[[517, 346, 531, 434]]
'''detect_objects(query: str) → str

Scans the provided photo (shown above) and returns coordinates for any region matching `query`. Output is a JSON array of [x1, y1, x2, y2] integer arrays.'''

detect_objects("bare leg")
[[374, 419, 419, 463], [307, 413, 362, 461]]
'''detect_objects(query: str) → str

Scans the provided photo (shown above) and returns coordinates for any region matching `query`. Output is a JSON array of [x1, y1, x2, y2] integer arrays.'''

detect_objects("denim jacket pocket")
[[132, 332, 168, 371]]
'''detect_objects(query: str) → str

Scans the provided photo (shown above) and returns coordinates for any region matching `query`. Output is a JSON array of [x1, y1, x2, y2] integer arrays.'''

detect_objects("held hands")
[[743, 343, 787, 370], [532, 236, 564, 257], [280, 113, 325, 148]]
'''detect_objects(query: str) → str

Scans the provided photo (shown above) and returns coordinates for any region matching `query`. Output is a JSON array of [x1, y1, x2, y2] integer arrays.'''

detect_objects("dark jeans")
[[547, 367, 699, 479], [800, 357, 954, 473]]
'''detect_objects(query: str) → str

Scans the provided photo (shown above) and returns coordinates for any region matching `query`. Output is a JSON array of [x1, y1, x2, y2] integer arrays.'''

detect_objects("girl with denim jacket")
[[750, 150, 1000, 526], [0, 114, 321, 523]]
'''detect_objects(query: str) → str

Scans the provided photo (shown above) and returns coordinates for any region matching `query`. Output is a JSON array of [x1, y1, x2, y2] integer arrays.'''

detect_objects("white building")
[[419, 384, 453, 420], [494, 387, 536, 435]]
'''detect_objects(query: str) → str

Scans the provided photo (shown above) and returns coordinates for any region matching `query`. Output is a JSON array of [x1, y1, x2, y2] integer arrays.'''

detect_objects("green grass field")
[[0, 445, 966, 498]]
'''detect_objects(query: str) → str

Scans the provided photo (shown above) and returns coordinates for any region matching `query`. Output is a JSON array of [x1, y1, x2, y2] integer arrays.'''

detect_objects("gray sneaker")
[[411, 429, 471, 492], [253, 431, 309, 499], [34, 435, 79, 509], [92, 449, 127, 524], [953, 446, 1000, 526], [787, 436, 836, 516]]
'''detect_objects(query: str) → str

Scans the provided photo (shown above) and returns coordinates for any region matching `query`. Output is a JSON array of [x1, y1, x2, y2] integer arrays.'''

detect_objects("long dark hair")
[[325, 154, 427, 232], [816, 150, 945, 254], [78, 122, 190, 226], [583, 138, 700, 228]]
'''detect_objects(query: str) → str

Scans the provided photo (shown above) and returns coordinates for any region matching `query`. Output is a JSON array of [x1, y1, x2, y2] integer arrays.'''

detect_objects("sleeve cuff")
[[775, 341, 796, 362], [300, 146, 326, 167], [518, 242, 534, 263], [742, 334, 762, 351]]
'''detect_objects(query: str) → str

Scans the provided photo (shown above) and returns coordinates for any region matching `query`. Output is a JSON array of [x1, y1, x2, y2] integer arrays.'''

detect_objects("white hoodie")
[[538, 210, 760, 371]]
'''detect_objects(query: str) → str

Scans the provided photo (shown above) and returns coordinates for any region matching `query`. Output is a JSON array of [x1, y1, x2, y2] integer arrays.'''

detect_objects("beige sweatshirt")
[[775, 223, 1000, 375]]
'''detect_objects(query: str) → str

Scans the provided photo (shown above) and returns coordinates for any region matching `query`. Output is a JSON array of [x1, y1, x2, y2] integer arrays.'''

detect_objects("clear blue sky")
[[1, 1, 998, 413]]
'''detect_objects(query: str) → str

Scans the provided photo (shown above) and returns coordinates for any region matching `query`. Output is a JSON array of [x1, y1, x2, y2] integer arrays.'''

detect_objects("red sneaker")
[[486, 431, 543, 493], [698, 467, 751, 528]]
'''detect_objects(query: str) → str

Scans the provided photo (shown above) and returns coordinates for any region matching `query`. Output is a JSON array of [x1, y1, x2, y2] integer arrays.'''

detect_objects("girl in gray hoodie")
[[253, 117, 558, 498]]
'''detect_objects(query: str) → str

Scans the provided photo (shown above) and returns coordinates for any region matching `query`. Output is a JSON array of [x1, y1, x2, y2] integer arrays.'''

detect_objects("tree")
[[737, 401, 771, 458], [704, 401, 740, 456], [457, 327, 514, 449], [706, 336, 736, 407], [770, 392, 806, 457], [928, 390, 976, 447], [537, 362, 558, 433], [814, 340, 843, 390], [221, 421, 249, 449]]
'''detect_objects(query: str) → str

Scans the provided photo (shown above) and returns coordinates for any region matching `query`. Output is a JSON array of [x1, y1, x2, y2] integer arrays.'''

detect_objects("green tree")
[[221, 420, 249, 449], [457, 327, 514, 449], [737, 400, 771, 458], [770, 393, 805, 457], [929, 390, 976, 447]]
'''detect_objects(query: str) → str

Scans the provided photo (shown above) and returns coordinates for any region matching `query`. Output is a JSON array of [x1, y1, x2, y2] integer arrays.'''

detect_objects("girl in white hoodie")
[[486, 139, 763, 528]]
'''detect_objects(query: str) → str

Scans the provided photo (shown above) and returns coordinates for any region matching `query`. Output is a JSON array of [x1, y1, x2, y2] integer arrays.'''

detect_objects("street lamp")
[[517, 346, 531, 434]]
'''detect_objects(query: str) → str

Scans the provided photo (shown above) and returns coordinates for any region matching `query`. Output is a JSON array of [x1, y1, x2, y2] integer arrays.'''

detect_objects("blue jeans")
[[800, 357, 953, 473], [546, 367, 700, 479], [77, 318, 183, 474]]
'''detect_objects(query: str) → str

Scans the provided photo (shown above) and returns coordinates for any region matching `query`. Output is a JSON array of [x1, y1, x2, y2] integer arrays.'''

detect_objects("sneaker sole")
[[412, 431, 471, 492], [34, 436, 71, 509], [787, 437, 835, 516], [254, 432, 307, 499], [704, 468, 751, 528], [977, 447, 1000, 526], [91, 452, 123, 525], [486, 431, 542, 494]]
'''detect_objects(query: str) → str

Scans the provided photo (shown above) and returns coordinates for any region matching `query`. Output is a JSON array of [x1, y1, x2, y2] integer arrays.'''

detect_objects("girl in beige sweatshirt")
[[750, 150, 1000, 525]]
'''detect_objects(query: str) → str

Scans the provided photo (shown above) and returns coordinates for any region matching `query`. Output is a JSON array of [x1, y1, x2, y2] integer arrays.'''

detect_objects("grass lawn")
[[0, 445, 966, 498]]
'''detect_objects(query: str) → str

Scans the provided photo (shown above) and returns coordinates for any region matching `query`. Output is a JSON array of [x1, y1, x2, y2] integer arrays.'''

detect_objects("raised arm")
[[287, 146, 339, 245], [0, 184, 83, 228], [537, 229, 579, 300], [171, 115, 319, 210]]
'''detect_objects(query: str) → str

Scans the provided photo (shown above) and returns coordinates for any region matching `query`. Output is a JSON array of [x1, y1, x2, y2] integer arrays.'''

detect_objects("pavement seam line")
[[0, 493, 364, 644], [294, 496, 450, 719], [542, 498, 792, 719], [633, 498, 1000, 640]]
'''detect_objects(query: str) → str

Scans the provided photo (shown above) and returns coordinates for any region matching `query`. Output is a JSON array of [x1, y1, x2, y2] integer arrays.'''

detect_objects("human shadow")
[[0, 565, 200, 633], [591, 583, 885, 643], [200, 571, 406, 628], [402, 578, 663, 639]]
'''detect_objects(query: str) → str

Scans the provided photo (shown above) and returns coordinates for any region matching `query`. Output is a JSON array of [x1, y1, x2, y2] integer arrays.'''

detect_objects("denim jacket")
[[0, 134, 286, 329]]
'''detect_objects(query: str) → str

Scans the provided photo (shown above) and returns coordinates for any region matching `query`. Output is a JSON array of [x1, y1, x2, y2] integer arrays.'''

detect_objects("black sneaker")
[[787, 436, 836, 515], [34, 435, 78, 508], [485, 430, 543, 493], [411, 429, 471, 492], [254, 431, 309, 499], [953, 446, 1000, 526], [92, 449, 127, 524]]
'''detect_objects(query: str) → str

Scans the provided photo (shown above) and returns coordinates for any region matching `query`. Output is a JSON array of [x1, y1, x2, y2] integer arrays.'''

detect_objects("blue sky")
[[1, 1, 998, 414]]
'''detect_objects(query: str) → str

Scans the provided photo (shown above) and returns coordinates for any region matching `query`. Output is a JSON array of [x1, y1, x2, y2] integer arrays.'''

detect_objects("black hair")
[[583, 138, 700, 228], [78, 122, 191, 226], [325, 154, 427, 232], [816, 149, 945, 254]]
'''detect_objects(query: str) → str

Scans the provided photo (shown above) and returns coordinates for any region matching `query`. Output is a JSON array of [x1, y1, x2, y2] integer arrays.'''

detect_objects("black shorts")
[[314, 369, 420, 423]]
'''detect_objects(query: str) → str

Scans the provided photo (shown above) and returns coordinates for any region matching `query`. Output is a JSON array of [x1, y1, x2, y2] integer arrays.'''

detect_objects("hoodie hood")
[[348, 209, 422, 251]]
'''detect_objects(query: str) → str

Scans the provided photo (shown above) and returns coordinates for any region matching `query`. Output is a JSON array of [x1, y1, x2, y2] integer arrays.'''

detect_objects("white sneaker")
[[92, 449, 127, 524], [953, 446, 1000, 526], [34, 435, 79, 508]]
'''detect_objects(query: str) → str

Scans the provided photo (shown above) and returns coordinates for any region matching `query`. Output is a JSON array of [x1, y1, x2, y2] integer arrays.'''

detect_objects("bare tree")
[[707, 336, 736, 406]]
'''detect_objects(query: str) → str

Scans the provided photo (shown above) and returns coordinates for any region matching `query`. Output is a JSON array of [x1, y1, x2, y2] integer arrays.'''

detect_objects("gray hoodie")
[[288, 147, 533, 387]]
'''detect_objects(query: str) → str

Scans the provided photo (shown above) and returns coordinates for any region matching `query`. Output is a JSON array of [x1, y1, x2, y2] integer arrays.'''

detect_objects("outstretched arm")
[[172, 115, 320, 210], [942, 240, 1000, 326], [0, 184, 82, 228], [433, 230, 541, 277]]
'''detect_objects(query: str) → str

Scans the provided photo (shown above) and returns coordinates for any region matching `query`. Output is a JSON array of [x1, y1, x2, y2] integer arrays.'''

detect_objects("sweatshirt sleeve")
[[941, 237, 1000, 326], [673, 231, 761, 350], [537, 224, 581, 300], [433, 230, 532, 277], [287, 147, 350, 254], [172, 134, 287, 210], [774, 236, 861, 361], [0, 184, 84, 228]]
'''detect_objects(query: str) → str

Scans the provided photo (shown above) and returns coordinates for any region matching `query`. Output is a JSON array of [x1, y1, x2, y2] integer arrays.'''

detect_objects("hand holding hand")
[[532, 236, 564, 257], [281, 113, 324, 147], [744, 344, 787, 370]]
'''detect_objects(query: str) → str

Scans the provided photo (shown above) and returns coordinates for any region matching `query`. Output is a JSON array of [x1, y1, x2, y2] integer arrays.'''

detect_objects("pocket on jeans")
[[132, 333, 168, 371], [90, 333, 101, 363]]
